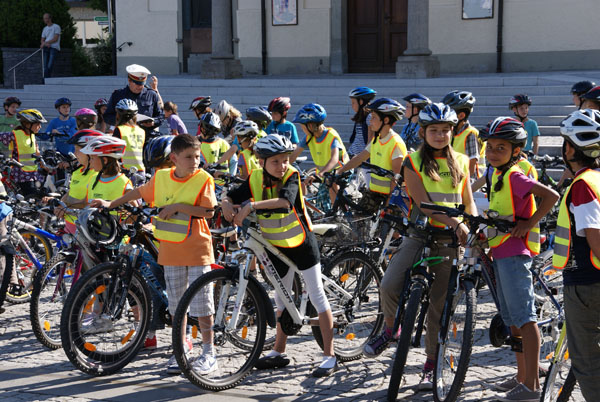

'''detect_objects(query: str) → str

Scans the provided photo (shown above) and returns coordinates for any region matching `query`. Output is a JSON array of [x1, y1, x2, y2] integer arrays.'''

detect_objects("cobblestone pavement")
[[0, 286, 583, 402]]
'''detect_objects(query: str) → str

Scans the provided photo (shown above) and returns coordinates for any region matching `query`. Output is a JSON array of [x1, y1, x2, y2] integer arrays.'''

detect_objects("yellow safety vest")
[[200, 138, 229, 185], [86, 173, 131, 203], [152, 167, 211, 243], [306, 128, 349, 173], [487, 164, 540, 255], [553, 169, 600, 269], [406, 151, 469, 227], [249, 166, 310, 248], [369, 132, 407, 194], [517, 157, 538, 181], [65, 168, 97, 224], [452, 125, 478, 157], [239, 148, 260, 176], [12, 129, 37, 172], [118, 125, 145, 172]]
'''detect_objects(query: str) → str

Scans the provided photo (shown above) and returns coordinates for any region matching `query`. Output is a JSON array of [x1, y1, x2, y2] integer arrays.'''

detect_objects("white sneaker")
[[193, 354, 218, 375], [81, 314, 113, 334]]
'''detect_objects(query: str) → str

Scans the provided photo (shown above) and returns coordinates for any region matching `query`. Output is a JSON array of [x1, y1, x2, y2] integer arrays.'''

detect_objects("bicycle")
[[540, 322, 576, 402], [171, 211, 383, 391]]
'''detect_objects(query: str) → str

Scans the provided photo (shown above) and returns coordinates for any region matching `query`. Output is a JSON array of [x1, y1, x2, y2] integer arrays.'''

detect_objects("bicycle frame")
[[8, 217, 66, 271]]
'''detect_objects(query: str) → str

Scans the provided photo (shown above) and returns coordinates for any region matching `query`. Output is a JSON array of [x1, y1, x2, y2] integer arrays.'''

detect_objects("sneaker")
[[143, 335, 157, 350], [496, 383, 541, 402], [494, 376, 520, 392], [255, 354, 291, 370], [363, 329, 395, 357], [192, 354, 218, 375], [81, 314, 113, 335], [417, 370, 433, 391], [166, 355, 181, 375], [312, 361, 338, 378]]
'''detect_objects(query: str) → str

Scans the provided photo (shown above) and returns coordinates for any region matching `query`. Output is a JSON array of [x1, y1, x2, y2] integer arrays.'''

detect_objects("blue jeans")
[[43, 48, 58, 78], [493, 254, 536, 328]]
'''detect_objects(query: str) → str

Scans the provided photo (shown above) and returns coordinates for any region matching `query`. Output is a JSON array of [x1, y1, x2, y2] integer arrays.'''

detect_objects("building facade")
[[115, 0, 600, 76]]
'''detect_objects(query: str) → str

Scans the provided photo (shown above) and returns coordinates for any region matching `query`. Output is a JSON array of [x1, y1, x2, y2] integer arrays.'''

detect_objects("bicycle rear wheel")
[[433, 280, 477, 402], [7, 231, 52, 303], [387, 282, 424, 402], [541, 333, 576, 402], [60, 262, 151, 376], [313, 250, 383, 361], [173, 269, 266, 391]]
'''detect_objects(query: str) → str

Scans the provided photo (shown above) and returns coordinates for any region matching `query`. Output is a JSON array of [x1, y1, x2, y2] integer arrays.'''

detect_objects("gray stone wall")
[[2, 47, 73, 89]]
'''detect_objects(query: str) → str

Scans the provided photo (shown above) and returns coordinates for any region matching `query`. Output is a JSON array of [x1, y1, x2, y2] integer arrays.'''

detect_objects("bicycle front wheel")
[[60, 261, 151, 376], [172, 269, 266, 391], [433, 279, 477, 402], [541, 333, 576, 402], [388, 282, 424, 402], [314, 250, 383, 361]]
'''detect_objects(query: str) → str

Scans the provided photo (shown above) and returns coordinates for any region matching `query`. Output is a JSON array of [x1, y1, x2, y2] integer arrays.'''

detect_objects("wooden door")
[[347, 0, 408, 73]]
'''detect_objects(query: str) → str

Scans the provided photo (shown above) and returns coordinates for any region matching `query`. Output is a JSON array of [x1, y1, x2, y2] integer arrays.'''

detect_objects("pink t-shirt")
[[491, 170, 537, 260]]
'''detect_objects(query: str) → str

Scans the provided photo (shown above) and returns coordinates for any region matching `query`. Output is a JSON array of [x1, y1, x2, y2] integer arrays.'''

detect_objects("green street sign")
[[94, 16, 109, 22]]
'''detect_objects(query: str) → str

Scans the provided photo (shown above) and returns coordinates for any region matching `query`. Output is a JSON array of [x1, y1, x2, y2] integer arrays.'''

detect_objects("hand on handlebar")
[[89, 198, 111, 209], [233, 203, 252, 227], [511, 219, 534, 239], [455, 221, 469, 246]]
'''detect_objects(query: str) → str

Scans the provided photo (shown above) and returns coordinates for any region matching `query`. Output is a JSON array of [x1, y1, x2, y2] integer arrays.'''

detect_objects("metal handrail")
[[7, 48, 44, 89]]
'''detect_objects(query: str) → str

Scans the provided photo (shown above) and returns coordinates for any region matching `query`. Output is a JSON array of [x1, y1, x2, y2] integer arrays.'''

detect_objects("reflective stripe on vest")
[[306, 128, 349, 173], [152, 168, 211, 243], [13, 129, 37, 172], [553, 169, 600, 269], [487, 165, 540, 255], [369, 132, 406, 195], [248, 166, 309, 248], [200, 139, 229, 185], [65, 169, 97, 224], [119, 125, 145, 171], [406, 151, 468, 227]]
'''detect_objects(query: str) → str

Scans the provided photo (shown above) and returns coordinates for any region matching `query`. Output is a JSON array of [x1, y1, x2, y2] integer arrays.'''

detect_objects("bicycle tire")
[[433, 279, 477, 402], [387, 282, 424, 402], [173, 269, 266, 391], [313, 250, 384, 362], [7, 230, 52, 304], [0, 253, 15, 311], [541, 336, 576, 402], [60, 261, 151, 376], [30, 253, 74, 349]]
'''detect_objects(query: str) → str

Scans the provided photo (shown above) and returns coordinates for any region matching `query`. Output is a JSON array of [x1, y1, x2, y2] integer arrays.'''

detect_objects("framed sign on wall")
[[462, 0, 494, 20], [272, 0, 298, 26]]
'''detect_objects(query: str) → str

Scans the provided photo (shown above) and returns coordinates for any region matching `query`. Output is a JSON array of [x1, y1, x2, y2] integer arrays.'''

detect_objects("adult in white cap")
[[104, 64, 164, 132]]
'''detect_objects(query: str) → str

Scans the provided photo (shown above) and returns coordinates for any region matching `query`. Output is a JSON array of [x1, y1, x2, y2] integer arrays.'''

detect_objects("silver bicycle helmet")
[[560, 109, 600, 158], [254, 134, 294, 159]]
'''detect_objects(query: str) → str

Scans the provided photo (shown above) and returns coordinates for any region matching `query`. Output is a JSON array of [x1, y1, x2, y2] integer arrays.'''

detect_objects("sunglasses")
[[130, 78, 146, 86]]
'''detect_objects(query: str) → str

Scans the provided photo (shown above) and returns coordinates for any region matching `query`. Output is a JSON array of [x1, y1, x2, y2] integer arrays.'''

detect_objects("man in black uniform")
[[104, 64, 164, 132]]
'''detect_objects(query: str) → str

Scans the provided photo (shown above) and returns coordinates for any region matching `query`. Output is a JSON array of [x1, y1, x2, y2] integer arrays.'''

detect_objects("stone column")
[[202, 0, 243, 78], [396, 0, 440, 78]]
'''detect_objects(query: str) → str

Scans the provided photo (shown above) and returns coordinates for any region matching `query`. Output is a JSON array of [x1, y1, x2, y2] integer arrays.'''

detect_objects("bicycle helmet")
[[292, 103, 327, 125], [94, 98, 108, 109], [571, 80, 596, 95], [3, 96, 21, 108], [143, 135, 174, 168], [267, 97, 291, 114], [75, 108, 98, 126], [214, 100, 231, 121], [560, 109, 600, 158], [246, 106, 272, 128], [55, 97, 72, 108], [199, 112, 222, 138], [479, 117, 528, 147], [80, 136, 127, 159], [581, 86, 600, 102], [348, 87, 377, 101], [442, 90, 476, 112], [233, 120, 260, 140], [77, 208, 118, 246], [365, 98, 406, 122], [508, 94, 532, 110], [418, 103, 458, 127], [189, 96, 212, 111], [115, 98, 138, 115], [16, 109, 47, 124], [66, 129, 104, 146], [254, 134, 294, 159], [402, 93, 432, 109]]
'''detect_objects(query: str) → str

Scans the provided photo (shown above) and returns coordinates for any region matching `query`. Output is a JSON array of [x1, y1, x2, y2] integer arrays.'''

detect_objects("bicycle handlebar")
[[419, 202, 515, 234]]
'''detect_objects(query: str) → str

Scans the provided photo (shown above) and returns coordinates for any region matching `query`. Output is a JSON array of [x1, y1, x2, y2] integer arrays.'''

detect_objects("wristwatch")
[[249, 202, 255, 212]]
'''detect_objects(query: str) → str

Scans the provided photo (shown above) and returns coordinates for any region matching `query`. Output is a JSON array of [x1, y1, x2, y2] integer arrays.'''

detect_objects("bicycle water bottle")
[[415, 214, 428, 230]]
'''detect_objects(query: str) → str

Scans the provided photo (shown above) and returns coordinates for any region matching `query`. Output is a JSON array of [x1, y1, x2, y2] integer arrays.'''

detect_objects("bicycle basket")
[[357, 188, 387, 215]]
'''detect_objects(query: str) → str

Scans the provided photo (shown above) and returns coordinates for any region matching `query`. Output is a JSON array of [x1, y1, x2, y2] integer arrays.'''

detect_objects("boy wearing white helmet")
[[113, 99, 146, 173]]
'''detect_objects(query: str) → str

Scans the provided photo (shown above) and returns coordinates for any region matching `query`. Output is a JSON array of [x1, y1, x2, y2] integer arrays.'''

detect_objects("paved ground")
[[0, 287, 583, 402]]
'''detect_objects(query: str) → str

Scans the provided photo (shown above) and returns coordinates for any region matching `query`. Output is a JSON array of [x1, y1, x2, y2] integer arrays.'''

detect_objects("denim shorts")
[[493, 254, 537, 328]]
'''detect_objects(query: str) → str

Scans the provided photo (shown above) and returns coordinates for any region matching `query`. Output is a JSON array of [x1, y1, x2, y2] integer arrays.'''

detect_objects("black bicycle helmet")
[[254, 134, 294, 159], [3, 96, 21, 108], [571, 80, 596, 95], [479, 117, 528, 147], [581, 86, 600, 102], [189, 96, 212, 111], [442, 90, 476, 112], [143, 135, 174, 168], [365, 98, 405, 122], [199, 112, 222, 138], [246, 106, 272, 129], [418, 103, 458, 127], [267, 97, 291, 114], [55, 97, 72, 108], [508, 94, 532, 110], [402, 93, 431, 109]]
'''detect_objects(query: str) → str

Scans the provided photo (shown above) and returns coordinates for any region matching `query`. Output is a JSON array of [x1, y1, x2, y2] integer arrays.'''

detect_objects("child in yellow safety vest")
[[479, 117, 558, 400], [198, 112, 229, 182], [222, 134, 337, 378], [90, 134, 218, 375], [551, 109, 600, 401], [113, 99, 146, 173], [233, 120, 261, 179], [337, 97, 407, 207], [364, 103, 476, 390]]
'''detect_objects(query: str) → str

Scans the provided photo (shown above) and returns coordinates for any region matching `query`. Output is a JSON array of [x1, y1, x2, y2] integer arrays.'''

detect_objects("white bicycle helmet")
[[76, 208, 118, 246], [560, 109, 600, 158], [80, 136, 127, 159], [254, 134, 294, 159], [233, 120, 260, 139], [214, 100, 232, 121], [115, 99, 138, 115]]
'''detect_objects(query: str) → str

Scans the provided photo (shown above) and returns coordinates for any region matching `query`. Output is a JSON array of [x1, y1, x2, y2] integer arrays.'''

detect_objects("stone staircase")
[[2, 71, 600, 158]]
